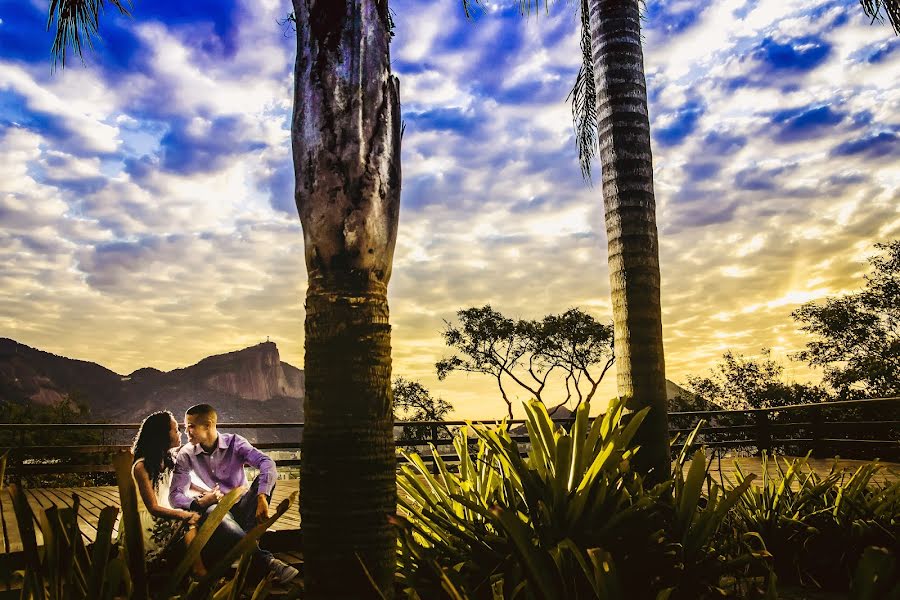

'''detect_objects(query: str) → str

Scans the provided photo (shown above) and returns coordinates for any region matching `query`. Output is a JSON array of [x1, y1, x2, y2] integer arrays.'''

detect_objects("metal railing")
[[1, 397, 897, 477]]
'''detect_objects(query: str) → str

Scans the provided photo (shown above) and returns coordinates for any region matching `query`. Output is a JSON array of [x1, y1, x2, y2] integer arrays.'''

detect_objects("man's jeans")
[[199, 476, 274, 580]]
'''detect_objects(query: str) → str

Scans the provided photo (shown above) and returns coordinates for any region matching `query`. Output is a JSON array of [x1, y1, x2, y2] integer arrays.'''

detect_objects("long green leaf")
[[184, 491, 298, 600], [161, 485, 244, 598], [491, 505, 560, 600], [112, 451, 148, 600], [676, 449, 707, 531], [87, 506, 119, 600], [9, 484, 46, 600]]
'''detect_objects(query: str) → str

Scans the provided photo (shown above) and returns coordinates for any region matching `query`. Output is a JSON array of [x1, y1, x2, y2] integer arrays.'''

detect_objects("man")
[[169, 404, 298, 584]]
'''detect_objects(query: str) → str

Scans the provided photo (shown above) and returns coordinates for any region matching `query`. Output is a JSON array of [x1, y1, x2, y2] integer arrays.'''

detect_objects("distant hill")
[[0, 339, 303, 441], [666, 379, 720, 412]]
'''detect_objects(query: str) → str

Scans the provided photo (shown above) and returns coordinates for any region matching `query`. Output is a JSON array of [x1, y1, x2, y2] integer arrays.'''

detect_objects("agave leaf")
[[614, 406, 650, 453], [9, 484, 46, 600], [249, 573, 276, 600], [490, 576, 505, 600], [524, 400, 557, 478], [112, 451, 149, 600], [226, 550, 255, 600], [87, 506, 119, 600], [676, 449, 707, 532], [491, 505, 560, 600], [102, 556, 129, 600], [184, 491, 298, 600], [553, 435, 573, 500], [568, 401, 589, 487], [160, 485, 244, 598], [676, 420, 705, 470], [851, 546, 898, 600], [36, 506, 60, 599], [55, 505, 81, 596], [586, 547, 624, 600]]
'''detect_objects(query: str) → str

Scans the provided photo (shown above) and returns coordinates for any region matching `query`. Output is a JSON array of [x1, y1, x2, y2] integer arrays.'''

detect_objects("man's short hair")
[[186, 404, 217, 425]]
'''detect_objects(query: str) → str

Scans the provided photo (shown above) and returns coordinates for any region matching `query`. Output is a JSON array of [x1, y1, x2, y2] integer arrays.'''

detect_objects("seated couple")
[[130, 404, 298, 585]]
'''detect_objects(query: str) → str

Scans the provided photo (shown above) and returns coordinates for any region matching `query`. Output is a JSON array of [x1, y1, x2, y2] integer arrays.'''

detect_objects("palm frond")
[[460, 0, 485, 20], [46, 0, 132, 70], [859, 1, 900, 34], [567, 0, 597, 180]]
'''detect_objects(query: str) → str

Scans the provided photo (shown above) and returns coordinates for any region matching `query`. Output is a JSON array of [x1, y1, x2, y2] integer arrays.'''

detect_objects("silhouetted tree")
[[683, 348, 831, 411], [437, 305, 614, 418], [392, 377, 453, 446], [793, 240, 900, 399]]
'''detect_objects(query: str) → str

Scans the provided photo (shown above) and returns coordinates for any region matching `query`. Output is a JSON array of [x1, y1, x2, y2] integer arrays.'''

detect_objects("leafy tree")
[[682, 348, 832, 411], [437, 305, 614, 418], [792, 240, 900, 399], [459, 0, 900, 483], [392, 377, 453, 445], [49, 1, 402, 595]]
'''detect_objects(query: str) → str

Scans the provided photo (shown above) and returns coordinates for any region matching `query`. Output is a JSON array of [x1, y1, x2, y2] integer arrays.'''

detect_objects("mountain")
[[0, 339, 304, 441], [666, 379, 720, 412]]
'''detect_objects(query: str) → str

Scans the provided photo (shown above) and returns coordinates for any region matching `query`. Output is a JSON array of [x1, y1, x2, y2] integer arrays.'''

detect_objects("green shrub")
[[731, 453, 900, 591], [395, 398, 770, 599]]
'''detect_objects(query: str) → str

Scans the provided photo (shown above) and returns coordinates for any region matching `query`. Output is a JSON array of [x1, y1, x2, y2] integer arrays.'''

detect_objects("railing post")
[[811, 406, 824, 458], [755, 411, 771, 456], [430, 423, 439, 475]]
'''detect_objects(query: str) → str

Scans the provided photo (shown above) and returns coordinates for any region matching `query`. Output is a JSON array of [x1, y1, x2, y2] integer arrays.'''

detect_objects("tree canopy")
[[392, 376, 453, 444], [683, 348, 831, 410], [436, 305, 614, 417], [792, 240, 900, 399]]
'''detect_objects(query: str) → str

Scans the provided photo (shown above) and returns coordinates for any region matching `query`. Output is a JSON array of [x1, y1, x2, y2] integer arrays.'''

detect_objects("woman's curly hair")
[[132, 410, 177, 490]]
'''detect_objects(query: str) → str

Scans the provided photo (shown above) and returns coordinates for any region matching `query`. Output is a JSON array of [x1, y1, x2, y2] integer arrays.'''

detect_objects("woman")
[[131, 410, 219, 575]]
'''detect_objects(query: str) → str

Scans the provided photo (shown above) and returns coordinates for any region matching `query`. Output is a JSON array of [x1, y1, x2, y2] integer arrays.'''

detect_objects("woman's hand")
[[184, 511, 201, 526]]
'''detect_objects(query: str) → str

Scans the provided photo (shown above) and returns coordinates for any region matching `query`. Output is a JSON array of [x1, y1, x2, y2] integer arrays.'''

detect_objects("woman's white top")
[[132, 458, 174, 551]]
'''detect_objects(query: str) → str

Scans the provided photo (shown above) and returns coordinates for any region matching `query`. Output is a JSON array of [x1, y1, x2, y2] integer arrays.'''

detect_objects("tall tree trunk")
[[292, 1, 400, 597], [588, 0, 671, 483]]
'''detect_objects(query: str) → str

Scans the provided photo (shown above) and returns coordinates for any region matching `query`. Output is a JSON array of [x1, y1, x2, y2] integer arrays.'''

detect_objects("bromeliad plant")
[[395, 398, 766, 599], [2, 450, 299, 600], [731, 452, 900, 591]]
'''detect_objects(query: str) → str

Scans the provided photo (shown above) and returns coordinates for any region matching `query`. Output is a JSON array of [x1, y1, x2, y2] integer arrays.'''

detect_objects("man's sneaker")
[[268, 558, 299, 584]]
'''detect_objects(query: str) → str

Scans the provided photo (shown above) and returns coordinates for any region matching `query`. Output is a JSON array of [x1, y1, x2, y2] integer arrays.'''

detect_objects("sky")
[[0, 0, 898, 419]]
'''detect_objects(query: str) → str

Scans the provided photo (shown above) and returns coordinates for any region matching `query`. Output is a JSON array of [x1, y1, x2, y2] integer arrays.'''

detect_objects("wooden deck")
[[2, 458, 897, 558], [0, 479, 302, 557]]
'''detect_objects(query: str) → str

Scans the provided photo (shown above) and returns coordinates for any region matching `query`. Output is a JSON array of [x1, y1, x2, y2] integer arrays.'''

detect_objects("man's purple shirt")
[[169, 432, 277, 510]]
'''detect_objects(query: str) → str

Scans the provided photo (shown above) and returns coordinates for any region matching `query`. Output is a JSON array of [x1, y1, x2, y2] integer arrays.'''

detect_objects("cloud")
[[157, 115, 266, 175], [770, 104, 845, 142], [1, 0, 899, 418], [753, 35, 832, 72], [655, 100, 706, 147]]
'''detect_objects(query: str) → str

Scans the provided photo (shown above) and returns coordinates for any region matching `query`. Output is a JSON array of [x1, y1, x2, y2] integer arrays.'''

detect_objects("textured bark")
[[292, 0, 400, 597], [588, 0, 671, 482]]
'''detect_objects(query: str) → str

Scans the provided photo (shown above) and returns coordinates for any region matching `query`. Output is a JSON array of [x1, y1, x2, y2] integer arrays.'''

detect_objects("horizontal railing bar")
[[1, 396, 897, 432]]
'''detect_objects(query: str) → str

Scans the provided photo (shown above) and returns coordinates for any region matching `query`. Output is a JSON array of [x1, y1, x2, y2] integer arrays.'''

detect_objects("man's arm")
[[233, 434, 277, 497], [169, 449, 195, 510]]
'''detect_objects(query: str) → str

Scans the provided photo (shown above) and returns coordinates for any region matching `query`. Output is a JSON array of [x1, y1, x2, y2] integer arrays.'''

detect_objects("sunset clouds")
[[0, 0, 897, 417]]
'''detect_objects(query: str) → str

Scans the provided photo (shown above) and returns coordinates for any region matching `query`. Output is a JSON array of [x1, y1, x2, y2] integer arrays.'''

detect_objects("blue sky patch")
[[831, 131, 898, 158], [655, 100, 705, 147], [770, 105, 845, 142], [752, 36, 831, 72]]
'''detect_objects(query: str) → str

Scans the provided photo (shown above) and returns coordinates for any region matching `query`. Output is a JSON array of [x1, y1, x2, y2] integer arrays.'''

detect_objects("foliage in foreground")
[[2, 450, 299, 600], [394, 398, 900, 599], [730, 452, 900, 592]]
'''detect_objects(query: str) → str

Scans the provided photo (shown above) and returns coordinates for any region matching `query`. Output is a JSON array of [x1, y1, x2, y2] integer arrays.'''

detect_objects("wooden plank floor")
[[2, 458, 898, 557], [0, 479, 301, 556]]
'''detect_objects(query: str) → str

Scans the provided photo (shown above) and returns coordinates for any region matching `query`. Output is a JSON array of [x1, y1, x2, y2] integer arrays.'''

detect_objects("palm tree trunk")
[[588, 0, 671, 483], [292, 1, 400, 597]]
